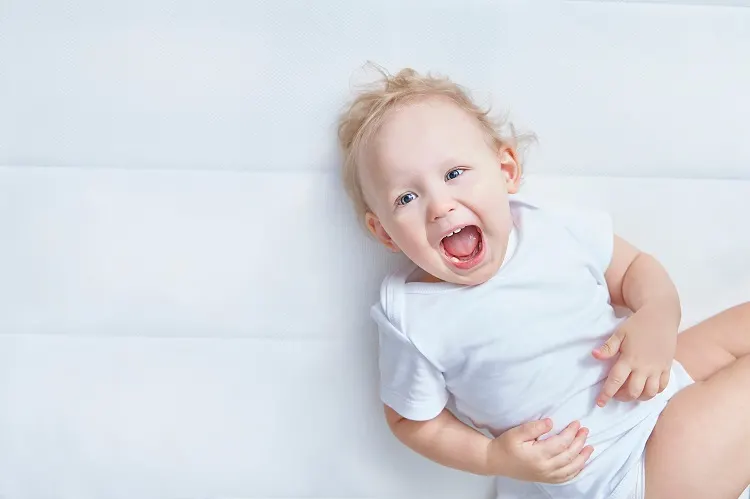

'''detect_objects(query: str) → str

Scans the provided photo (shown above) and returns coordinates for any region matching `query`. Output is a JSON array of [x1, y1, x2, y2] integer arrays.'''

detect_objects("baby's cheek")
[[477, 181, 509, 204], [394, 233, 431, 261]]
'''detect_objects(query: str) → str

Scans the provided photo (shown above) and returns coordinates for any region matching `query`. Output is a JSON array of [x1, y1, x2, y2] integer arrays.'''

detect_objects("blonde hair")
[[337, 63, 536, 222]]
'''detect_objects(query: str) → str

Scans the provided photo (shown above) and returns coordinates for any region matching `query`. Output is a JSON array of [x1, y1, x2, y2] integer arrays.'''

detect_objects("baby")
[[337, 66, 750, 499]]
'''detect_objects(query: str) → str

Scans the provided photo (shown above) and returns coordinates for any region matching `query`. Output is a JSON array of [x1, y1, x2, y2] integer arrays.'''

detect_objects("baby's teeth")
[[454, 227, 462, 233], [451, 257, 460, 263]]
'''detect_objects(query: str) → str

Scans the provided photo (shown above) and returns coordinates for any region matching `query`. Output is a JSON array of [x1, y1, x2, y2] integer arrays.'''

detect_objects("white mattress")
[[1, 167, 749, 498], [2, 0, 750, 497]]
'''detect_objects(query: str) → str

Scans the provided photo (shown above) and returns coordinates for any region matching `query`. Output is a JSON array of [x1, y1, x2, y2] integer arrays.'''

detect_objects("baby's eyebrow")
[[387, 186, 410, 200], [437, 157, 462, 170]]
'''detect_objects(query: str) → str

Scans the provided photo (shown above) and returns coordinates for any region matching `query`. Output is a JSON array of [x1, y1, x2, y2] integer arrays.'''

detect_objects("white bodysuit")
[[370, 198, 694, 499]]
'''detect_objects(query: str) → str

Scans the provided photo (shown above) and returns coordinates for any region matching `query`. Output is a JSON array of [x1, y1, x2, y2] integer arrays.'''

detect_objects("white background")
[[2, 0, 749, 178]]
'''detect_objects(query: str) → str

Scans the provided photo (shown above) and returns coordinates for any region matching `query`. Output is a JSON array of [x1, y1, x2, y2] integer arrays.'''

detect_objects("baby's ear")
[[498, 147, 521, 194], [365, 212, 400, 252]]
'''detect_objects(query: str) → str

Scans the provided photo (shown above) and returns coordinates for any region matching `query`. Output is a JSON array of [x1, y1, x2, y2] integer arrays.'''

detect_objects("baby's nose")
[[428, 200, 456, 221]]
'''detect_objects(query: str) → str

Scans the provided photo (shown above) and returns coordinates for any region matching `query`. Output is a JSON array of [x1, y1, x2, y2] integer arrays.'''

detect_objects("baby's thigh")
[[676, 302, 750, 382], [645, 355, 750, 499]]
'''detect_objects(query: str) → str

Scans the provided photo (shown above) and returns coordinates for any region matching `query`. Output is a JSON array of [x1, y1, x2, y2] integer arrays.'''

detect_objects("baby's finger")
[[550, 445, 595, 483], [659, 369, 671, 392], [638, 375, 661, 401], [536, 421, 581, 458], [511, 418, 553, 443], [597, 362, 632, 407], [548, 427, 588, 468], [615, 371, 647, 402]]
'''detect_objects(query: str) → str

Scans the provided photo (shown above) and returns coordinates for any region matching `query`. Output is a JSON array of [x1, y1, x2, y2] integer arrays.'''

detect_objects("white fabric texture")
[[371, 198, 695, 498]]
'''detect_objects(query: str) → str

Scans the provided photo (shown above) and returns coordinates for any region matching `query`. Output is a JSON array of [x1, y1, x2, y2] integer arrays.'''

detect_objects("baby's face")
[[361, 97, 520, 286]]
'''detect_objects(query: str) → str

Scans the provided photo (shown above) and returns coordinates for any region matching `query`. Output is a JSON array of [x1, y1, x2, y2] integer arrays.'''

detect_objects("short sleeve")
[[555, 206, 615, 274], [371, 307, 449, 421]]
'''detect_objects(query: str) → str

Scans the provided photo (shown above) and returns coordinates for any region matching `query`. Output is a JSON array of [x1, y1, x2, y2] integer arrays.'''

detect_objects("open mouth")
[[440, 225, 485, 270]]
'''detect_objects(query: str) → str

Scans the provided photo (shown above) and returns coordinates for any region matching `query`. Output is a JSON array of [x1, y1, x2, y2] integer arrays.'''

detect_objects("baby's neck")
[[407, 268, 443, 284]]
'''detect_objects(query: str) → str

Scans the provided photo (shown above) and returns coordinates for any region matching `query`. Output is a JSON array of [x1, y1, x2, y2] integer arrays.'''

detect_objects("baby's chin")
[[441, 266, 497, 286], [426, 254, 503, 286], [440, 242, 506, 285]]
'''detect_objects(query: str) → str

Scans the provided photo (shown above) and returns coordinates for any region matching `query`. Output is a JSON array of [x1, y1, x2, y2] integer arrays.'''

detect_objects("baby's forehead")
[[367, 99, 488, 168], [380, 96, 476, 132]]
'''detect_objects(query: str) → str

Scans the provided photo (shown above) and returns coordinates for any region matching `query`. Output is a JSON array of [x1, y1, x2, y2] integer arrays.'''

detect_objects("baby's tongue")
[[443, 226, 480, 258]]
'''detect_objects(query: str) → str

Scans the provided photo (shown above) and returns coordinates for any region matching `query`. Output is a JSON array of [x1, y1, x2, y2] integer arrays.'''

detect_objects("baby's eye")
[[397, 192, 417, 206], [446, 168, 465, 181]]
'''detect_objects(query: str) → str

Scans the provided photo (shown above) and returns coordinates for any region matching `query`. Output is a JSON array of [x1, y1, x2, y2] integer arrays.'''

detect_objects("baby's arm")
[[603, 235, 681, 318], [593, 235, 681, 406], [384, 404, 593, 484]]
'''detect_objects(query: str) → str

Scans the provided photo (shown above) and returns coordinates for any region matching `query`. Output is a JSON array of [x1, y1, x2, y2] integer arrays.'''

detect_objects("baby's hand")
[[593, 305, 678, 406], [486, 418, 594, 483]]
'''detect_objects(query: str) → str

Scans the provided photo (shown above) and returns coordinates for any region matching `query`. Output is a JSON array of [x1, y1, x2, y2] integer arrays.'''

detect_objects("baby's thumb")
[[593, 330, 624, 360], [514, 418, 552, 442]]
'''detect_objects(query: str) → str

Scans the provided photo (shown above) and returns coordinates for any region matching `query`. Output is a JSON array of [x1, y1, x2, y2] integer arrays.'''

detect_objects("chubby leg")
[[674, 302, 750, 381], [645, 302, 750, 499]]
